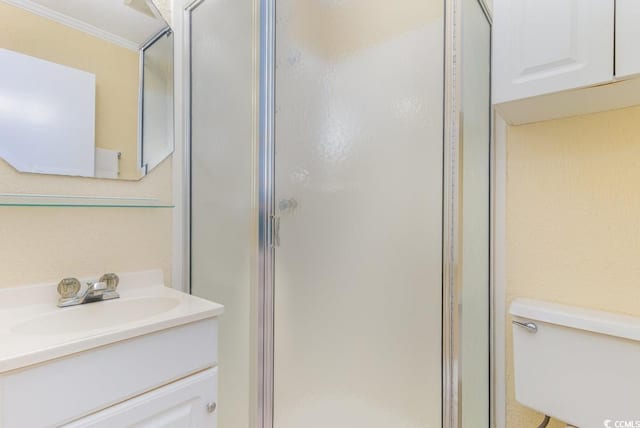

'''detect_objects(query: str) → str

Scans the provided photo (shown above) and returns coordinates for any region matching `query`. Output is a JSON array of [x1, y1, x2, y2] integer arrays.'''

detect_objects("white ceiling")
[[16, 0, 168, 48]]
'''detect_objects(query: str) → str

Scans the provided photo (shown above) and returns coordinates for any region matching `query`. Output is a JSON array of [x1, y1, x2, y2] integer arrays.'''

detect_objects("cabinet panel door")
[[615, 0, 640, 79], [62, 369, 217, 428], [493, 0, 614, 103]]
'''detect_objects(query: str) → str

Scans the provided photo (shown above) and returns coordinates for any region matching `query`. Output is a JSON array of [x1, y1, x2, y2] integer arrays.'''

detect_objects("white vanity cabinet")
[[0, 271, 223, 428], [493, 0, 614, 104], [615, 0, 640, 79], [0, 318, 219, 428]]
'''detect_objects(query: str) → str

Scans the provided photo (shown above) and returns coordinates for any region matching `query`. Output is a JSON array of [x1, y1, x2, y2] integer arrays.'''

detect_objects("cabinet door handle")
[[207, 402, 217, 413], [512, 320, 537, 333]]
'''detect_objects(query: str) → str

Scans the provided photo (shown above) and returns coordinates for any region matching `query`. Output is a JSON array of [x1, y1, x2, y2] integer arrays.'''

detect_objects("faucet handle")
[[99, 273, 119, 291], [57, 278, 81, 298]]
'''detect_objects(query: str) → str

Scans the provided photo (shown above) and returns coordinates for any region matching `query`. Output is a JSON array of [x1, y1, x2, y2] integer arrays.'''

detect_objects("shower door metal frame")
[[442, 0, 463, 424], [443, 1, 494, 427], [256, 0, 275, 427], [254, 0, 488, 427], [183, 0, 206, 300]]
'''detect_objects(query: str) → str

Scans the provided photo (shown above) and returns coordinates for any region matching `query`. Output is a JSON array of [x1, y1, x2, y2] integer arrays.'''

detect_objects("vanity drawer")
[[0, 318, 218, 428], [61, 368, 217, 428]]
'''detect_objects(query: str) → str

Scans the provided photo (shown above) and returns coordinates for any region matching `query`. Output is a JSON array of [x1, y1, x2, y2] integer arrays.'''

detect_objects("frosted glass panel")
[[189, 0, 255, 427], [274, 1, 444, 427], [460, 0, 491, 427]]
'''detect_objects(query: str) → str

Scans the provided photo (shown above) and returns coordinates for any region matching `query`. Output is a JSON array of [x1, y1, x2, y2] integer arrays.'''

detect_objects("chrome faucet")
[[57, 273, 120, 308]]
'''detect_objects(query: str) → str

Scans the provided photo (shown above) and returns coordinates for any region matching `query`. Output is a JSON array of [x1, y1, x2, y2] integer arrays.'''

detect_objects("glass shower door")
[[189, 0, 256, 427], [273, 1, 444, 427], [460, 0, 491, 426]]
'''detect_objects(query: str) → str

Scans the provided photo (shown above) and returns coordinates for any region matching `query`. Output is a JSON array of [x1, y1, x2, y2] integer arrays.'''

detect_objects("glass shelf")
[[0, 194, 174, 208]]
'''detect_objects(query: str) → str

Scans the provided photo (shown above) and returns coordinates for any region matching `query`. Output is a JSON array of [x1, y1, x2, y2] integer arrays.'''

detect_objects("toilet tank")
[[510, 299, 640, 427]]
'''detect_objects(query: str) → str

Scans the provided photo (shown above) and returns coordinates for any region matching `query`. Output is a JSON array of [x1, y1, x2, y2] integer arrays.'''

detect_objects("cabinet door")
[[62, 368, 217, 428], [615, 0, 640, 79], [493, 0, 614, 103]]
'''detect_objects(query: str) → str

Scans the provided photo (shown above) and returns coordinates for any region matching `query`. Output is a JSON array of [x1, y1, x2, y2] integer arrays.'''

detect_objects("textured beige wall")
[[506, 105, 640, 427], [0, 2, 142, 180], [0, 153, 173, 288]]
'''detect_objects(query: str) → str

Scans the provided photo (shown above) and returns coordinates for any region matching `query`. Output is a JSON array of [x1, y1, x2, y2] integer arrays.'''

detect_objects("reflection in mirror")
[[0, 0, 174, 180], [141, 28, 174, 174]]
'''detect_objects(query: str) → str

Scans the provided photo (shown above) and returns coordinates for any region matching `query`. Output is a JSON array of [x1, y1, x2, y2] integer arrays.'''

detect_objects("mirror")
[[0, 0, 174, 180]]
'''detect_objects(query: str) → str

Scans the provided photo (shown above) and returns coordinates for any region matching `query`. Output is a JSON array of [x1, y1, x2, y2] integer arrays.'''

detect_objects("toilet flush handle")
[[512, 320, 538, 333]]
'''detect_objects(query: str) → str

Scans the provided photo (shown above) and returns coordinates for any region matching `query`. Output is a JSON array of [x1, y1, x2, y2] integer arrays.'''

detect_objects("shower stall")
[[187, 0, 491, 427]]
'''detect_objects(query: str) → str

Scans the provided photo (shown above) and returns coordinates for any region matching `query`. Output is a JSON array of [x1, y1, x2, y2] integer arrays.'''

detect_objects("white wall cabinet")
[[493, 0, 640, 124], [493, 0, 614, 104], [615, 0, 640, 79]]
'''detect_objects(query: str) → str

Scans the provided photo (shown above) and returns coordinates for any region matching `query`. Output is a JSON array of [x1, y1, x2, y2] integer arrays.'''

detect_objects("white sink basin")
[[0, 270, 224, 374], [12, 296, 180, 335]]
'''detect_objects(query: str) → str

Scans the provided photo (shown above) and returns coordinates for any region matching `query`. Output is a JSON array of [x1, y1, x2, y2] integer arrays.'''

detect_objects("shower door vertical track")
[[184, 0, 205, 297], [443, 0, 464, 426], [257, 0, 275, 427]]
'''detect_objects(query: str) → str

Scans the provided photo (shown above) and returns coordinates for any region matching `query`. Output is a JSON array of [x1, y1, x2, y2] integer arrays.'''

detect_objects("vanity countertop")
[[0, 270, 223, 373]]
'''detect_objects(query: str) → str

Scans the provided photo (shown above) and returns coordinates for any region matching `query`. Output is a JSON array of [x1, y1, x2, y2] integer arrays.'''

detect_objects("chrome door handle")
[[271, 215, 280, 247]]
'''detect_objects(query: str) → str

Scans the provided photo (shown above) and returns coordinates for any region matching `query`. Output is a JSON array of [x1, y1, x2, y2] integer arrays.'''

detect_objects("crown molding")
[[1, 0, 140, 51]]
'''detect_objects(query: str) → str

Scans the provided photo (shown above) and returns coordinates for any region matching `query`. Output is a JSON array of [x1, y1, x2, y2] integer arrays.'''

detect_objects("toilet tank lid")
[[510, 298, 640, 342]]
